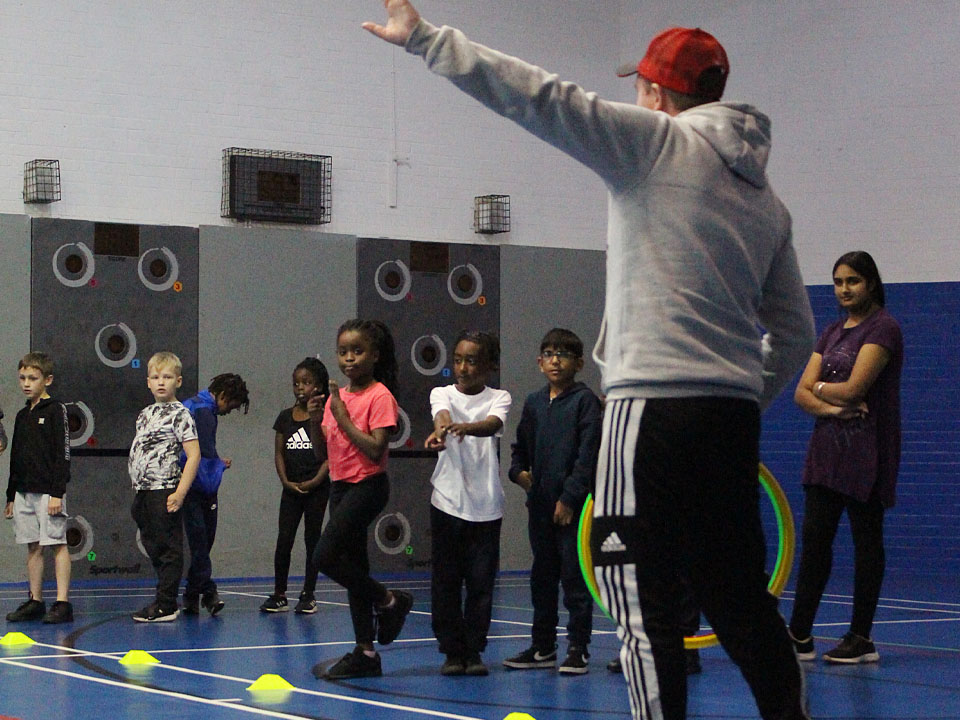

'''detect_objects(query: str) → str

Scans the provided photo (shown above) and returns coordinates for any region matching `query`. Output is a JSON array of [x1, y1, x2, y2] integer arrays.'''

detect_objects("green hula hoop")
[[577, 462, 796, 649]]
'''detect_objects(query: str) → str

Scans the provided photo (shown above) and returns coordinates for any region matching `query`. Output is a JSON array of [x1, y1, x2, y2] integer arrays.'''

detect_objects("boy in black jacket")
[[504, 329, 602, 674], [4, 352, 73, 624]]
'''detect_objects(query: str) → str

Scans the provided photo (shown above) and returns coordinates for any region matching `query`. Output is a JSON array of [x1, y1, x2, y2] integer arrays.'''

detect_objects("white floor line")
[[2, 642, 486, 720]]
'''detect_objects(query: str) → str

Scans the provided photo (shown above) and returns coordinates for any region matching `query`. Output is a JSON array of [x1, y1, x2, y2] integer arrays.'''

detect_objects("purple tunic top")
[[802, 308, 903, 508]]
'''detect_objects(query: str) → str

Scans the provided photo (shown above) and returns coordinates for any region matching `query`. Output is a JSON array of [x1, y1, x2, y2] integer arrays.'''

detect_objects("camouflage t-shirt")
[[128, 401, 198, 491]]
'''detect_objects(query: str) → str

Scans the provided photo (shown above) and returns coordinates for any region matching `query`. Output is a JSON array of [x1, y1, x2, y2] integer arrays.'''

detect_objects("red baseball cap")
[[617, 27, 729, 100]]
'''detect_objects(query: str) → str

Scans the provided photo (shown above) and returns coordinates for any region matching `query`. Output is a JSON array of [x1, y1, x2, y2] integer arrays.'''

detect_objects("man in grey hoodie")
[[364, 3, 814, 719]]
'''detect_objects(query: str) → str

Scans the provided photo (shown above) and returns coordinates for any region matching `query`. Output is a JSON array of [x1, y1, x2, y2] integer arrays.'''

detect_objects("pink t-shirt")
[[321, 381, 398, 483]]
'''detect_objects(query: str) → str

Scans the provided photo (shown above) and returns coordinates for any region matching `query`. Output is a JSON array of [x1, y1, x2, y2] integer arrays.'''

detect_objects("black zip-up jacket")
[[6, 397, 70, 502], [509, 382, 602, 512]]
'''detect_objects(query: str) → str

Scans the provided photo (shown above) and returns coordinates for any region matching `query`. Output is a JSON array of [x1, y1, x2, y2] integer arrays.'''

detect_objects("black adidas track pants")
[[592, 396, 808, 720]]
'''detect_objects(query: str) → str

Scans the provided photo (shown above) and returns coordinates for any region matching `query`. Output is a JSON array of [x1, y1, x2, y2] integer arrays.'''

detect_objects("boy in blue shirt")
[[504, 329, 602, 674]]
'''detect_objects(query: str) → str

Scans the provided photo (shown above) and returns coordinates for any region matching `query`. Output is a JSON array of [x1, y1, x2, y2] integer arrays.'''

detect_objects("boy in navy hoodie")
[[504, 329, 602, 674]]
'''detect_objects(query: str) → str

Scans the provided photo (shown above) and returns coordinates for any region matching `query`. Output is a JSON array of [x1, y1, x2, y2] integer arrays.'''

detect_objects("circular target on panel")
[[411, 334, 447, 376], [66, 515, 94, 561], [95, 322, 138, 368], [374, 512, 412, 555], [374, 259, 412, 302], [389, 407, 411, 450], [137, 246, 179, 292], [52, 241, 95, 288], [447, 263, 483, 305], [64, 401, 95, 447]]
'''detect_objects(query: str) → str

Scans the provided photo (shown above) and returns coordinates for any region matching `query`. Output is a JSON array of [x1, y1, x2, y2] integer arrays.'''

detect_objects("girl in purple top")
[[788, 251, 903, 665]]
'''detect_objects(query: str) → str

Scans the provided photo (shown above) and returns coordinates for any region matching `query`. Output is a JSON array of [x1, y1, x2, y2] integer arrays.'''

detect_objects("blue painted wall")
[[761, 282, 960, 578]]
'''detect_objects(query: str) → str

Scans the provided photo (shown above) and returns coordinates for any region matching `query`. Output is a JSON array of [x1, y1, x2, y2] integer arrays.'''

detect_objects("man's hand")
[[362, 0, 421, 47], [167, 491, 185, 513], [553, 500, 574, 526], [515, 470, 533, 493]]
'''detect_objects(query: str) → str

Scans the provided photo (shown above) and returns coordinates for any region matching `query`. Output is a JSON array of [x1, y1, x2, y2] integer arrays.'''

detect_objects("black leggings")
[[312, 474, 389, 644], [274, 483, 329, 595], [789, 484, 886, 640]]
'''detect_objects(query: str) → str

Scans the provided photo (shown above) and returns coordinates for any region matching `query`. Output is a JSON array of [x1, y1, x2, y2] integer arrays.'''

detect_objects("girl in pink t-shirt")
[[307, 319, 413, 681]]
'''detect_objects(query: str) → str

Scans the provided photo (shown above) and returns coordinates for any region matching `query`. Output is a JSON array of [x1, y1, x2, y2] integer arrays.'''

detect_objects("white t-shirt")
[[428, 384, 511, 522]]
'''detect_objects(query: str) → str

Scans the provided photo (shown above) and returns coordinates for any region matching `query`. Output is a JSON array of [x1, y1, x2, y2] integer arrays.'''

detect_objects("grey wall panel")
[[499, 245, 605, 571], [198, 226, 357, 581], [30, 218, 200, 450], [367, 457, 435, 575], [0, 214, 32, 584]]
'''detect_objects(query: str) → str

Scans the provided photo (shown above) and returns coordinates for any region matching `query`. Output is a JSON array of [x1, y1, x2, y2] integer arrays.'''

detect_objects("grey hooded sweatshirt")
[[406, 21, 815, 408]]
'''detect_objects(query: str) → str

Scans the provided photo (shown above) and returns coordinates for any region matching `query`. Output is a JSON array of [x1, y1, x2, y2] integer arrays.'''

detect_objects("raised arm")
[[363, 0, 666, 188]]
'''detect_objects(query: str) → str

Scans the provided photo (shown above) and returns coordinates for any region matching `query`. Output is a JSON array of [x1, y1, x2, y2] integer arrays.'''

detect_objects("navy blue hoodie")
[[509, 382, 602, 512]]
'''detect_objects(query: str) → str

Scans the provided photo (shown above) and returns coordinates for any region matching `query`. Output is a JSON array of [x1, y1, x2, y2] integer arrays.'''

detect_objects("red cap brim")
[[616, 61, 640, 78]]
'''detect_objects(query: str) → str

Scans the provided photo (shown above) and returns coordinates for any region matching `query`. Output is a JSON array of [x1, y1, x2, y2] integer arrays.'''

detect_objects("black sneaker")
[[685, 648, 702, 675], [132, 603, 179, 623], [503, 645, 557, 669], [464, 652, 489, 676], [260, 594, 289, 613], [320, 647, 383, 680], [375, 590, 413, 645], [606, 657, 622, 673], [823, 632, 879, 664], [789, 630, 816, 661], [441, 655, 466, 676], [182, 596, 200, 615], [6, 598, 46, 622], [558, 646, 589, 675], [43, 601, 74, 624], [294, 591, 318, 614], [202, 591, 224, 616]]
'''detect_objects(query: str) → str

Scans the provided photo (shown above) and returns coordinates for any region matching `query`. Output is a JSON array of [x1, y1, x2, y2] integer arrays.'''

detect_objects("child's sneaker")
[[464, 652, 489, 676], [132, 603, 179, 623], [320, 647, 382, 679], [558, 646, 589, 675], [6, 598, 46, 622], [260, 594, 289, 612], [503, 644, 557, 669], [441, 655, 466, 676], [202, 591, 224, 616], [789, 630, 816, 661], [43, 601, 74, 624], [294, 591, 318, 614], [375, 590, 413, 645], [823, 632, 879, 664]]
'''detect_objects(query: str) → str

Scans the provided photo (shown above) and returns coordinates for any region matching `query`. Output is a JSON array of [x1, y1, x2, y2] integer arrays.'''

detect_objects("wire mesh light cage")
[[23, 159, 61, 203], [474, 194, 510, 234], [221, 148, 331, 224]]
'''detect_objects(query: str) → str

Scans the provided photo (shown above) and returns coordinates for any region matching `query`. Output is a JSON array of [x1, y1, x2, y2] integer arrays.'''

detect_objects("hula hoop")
[[577, 462, 795, 650]]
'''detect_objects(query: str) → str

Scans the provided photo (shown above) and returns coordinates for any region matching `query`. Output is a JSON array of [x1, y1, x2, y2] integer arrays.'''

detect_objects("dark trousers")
[[274, 483, 329, 595], [593, 397, 807, 720], [182, 489, 218, 601], [131, 488, 183, 611], [528, 504, 593, 649], [430, 505, 502, 657], [312, 475, 389, 644], [789, 484, 886, 640]]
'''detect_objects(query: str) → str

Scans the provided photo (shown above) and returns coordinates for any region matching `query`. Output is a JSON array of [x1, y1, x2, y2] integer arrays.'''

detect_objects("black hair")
[[208, 373, 250, 414], [539, 328, 584, 357], [454, 330, 500, 370], [833, 250, 885, 308], [337, 319, 399, 393], [294, 357, 330, 389]]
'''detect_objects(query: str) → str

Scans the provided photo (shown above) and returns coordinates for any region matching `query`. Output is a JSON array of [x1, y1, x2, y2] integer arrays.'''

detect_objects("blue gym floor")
[[1, 572, 958, 720]]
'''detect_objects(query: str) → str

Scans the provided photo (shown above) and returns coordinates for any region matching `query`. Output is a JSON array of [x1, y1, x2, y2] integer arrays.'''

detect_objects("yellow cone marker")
[[247, 674, 295, 691], [0, 632, 36, 647], [119, 650, 160, 665], [503, 714, 538, 720]]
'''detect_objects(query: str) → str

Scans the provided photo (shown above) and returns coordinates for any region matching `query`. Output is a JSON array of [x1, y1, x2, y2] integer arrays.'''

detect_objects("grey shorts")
[[13, 492, 68, 546]]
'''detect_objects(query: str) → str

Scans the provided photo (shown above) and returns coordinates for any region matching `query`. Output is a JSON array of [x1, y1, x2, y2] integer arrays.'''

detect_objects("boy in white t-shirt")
[[424, 331, 511, 677]]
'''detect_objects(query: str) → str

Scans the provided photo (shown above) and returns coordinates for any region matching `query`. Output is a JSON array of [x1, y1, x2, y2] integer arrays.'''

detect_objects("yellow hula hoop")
[[577, 462, 796, 650]]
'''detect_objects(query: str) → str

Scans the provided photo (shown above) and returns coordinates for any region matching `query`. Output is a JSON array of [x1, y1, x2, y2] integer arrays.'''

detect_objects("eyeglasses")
[[540, 350, 578, 361]]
